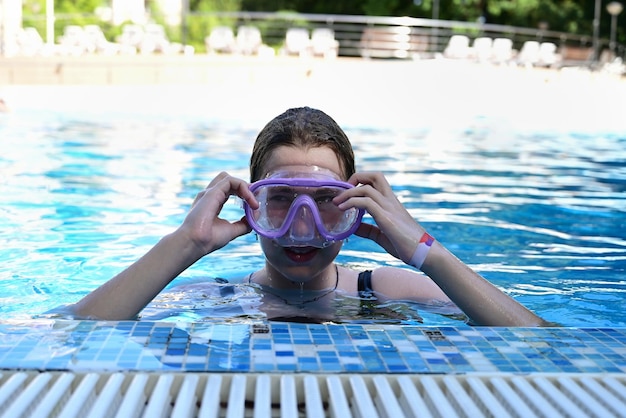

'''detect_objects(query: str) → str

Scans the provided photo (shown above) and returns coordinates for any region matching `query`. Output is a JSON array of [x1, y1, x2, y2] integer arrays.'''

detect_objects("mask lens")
[[253, 185, 353, 232], [246, 178, 363, 242], [312, 187, 358, 234], [252, 185, 295, 231]]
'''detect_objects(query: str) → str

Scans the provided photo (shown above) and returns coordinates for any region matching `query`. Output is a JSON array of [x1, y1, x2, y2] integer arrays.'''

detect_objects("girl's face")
[[258, 145, 345, 286]]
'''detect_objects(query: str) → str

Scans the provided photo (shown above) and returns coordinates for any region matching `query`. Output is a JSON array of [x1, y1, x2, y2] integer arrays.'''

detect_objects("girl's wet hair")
[[250, 107, 355, 182]]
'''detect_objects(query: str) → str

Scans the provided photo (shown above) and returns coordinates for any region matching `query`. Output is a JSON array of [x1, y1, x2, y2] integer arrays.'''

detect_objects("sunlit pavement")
[[0, 55, 624, 133]]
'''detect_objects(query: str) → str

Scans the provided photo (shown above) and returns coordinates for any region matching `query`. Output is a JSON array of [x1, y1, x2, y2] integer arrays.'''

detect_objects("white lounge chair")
[[205, 26, 236, 54], [491, 38, 513, 64], [538, 42, 560, 67], [236, 26, 262, 55], [116, 24, 144, 53], [14, 27, 53, 56], [283, 28, 310, 56], [311, 28, 339, 58], [58, 25, 90, 56], [443, 35, 471, 59], [84, 25, 120, 55], [472, 37, 493, 62], [141, 23, 179, 54], [602, 57, 625, 75], [517, 40, 540, 67]]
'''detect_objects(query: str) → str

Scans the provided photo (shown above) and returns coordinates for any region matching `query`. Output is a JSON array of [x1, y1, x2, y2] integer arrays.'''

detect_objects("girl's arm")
[[70, 229, 205, 319], [68, 172, 257, 320], [421, 238, 547, 326], [337, 171, 549, 327]]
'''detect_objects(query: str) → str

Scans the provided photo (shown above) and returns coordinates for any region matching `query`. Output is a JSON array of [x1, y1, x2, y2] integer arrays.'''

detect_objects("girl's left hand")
[[334, 171, 425, 263], [178, 172, 257, 256]]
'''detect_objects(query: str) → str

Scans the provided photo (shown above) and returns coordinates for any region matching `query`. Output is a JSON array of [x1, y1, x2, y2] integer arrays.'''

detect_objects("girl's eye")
[[315, 195, 334, 204], [268, 192, 294, 203]]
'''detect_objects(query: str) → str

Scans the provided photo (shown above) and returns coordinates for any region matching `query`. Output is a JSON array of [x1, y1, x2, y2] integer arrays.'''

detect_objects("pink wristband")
[[409, 232, 434, 270]]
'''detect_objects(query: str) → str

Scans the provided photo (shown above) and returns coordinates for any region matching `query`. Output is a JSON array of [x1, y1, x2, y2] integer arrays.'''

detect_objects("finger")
[[212, 176, 258, 212], [355, 222, 382, 242], [213, 175, 255, 205], [354, 222, 401, 259], [232, 178, 258, 210], [207, 171, 231, 187], [230, 217, 253, 238], [335, 190, 393, 222], [209, 218, 253, 252], [192, 172, 232, 206], [192, 190, 206, 206], [348, 171, 393, 194], [190, 176, 244, 216]]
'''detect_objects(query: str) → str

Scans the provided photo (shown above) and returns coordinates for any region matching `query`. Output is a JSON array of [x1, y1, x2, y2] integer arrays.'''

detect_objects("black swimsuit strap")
[[357, 270, 374, 297]]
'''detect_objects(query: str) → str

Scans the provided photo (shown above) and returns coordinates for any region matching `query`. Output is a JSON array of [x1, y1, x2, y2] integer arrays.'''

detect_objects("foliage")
[[23, 0, 118, 42], [239, 0, 620, 43]]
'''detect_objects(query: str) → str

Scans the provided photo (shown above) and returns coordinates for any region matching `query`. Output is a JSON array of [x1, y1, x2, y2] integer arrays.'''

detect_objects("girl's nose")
[[288, 204, 316, 242]]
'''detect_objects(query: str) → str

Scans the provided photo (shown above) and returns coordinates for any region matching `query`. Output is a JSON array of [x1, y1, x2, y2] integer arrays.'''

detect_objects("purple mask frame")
[[244, 177, 365, 243]]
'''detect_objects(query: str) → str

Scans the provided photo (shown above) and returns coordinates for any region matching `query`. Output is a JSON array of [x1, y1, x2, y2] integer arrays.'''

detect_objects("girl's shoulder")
[[370, 266, 423, 280], [367, 266, 451, 303], [341, 265, 422, 295]]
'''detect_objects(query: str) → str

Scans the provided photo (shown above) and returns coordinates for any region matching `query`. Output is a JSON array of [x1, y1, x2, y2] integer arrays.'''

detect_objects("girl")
[[68, 107, 548, 326]]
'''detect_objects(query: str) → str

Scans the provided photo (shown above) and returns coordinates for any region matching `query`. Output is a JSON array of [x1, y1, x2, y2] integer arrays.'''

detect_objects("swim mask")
[[244, 171, 364, 248]]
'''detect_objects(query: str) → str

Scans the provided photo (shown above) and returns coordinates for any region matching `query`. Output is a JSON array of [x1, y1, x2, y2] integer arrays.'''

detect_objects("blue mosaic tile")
[[1, 320, 626, 374]]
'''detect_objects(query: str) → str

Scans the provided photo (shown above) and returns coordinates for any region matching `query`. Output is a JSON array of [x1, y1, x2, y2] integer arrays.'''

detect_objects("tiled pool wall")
[[0, 320, 625, 374]]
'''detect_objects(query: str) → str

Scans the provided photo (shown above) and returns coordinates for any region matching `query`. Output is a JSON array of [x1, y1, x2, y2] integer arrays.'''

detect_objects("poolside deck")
[[1, 320, 625, 416], [1, 54, 625, 136], [0, 53, 623, 89]]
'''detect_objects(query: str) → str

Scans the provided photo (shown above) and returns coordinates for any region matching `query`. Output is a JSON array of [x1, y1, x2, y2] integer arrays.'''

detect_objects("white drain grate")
[[0, 372, 625, 417]]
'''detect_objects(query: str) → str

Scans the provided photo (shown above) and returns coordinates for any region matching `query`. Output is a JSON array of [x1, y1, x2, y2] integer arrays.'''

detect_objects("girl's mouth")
[[283, 246, 318, 263]]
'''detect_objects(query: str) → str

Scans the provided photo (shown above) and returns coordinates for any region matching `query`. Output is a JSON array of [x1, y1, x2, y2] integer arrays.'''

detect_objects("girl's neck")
[[254, 264, 338, 292]]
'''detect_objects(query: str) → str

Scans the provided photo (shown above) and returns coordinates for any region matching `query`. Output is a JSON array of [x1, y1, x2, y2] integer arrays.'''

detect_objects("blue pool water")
[[1, 81, 625, 328]]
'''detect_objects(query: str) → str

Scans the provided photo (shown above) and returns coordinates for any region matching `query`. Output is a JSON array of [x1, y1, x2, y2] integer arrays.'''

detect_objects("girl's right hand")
[[336, 171, 426, 264], [176, 172, 258, 256]]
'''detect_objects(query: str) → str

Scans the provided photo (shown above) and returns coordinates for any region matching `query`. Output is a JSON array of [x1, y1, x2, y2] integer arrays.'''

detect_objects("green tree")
[[23, 0, 117, 41]]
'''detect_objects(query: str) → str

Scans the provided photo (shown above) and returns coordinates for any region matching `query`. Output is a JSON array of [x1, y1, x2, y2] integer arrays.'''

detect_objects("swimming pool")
[[1, 74, 624, 328]]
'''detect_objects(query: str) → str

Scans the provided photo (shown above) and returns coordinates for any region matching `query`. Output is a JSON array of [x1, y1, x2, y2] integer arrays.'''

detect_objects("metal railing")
[[15, 10, 625, 65], [190, 11, 622, 63]]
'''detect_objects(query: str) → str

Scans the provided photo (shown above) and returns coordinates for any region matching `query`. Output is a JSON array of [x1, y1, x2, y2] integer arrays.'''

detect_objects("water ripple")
[[1, 97, 625, 326]]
